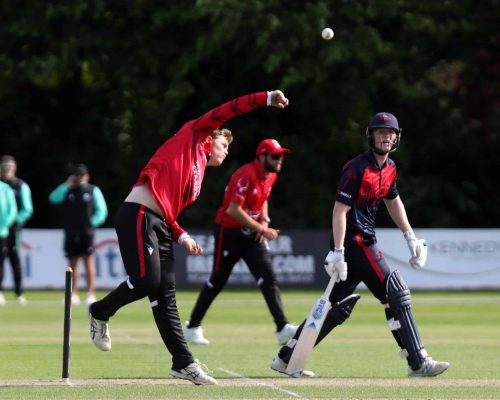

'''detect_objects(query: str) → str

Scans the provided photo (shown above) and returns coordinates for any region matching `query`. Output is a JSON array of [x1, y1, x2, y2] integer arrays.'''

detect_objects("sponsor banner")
[[175, 230, 328, 288], [2, 228, 499, 290], [5, 229, 127, 290], [376, 228, 500, 289]]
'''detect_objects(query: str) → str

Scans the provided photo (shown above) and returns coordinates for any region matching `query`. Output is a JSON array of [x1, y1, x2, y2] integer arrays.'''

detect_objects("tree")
[[0, 0, 498, 229]]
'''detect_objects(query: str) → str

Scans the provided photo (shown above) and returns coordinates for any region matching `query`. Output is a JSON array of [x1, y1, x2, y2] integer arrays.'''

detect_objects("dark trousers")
[[90, 203, 193, 370], [288, 233, 410, 359], [327, 234, 424, 368], [0, 229, 23, 296], [189, 225, 288, 331], [328, 234, 391, 304]]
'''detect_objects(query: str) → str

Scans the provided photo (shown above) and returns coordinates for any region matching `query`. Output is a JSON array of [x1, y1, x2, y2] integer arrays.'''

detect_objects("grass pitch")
[[0, 289, 499, 399]]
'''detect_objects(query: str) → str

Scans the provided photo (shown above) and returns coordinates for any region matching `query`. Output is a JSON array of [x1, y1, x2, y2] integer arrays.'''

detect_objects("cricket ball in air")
[[321, 28, 334, 40]]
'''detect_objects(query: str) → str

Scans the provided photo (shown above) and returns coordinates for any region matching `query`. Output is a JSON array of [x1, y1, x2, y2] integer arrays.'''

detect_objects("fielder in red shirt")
[[88, 90, 289, 385], [184, 139, 298, 347]]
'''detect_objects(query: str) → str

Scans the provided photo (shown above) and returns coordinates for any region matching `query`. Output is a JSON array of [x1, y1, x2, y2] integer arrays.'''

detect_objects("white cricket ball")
[[321, 27, 334, 40]]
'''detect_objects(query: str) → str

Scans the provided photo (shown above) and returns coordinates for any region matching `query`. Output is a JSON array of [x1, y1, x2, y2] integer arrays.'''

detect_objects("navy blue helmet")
[[366, 112, 402, 153]]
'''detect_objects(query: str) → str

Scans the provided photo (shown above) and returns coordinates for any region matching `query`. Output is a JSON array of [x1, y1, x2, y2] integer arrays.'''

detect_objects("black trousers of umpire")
[[89, 203, 194, 370], [188, 224, 289, 331]]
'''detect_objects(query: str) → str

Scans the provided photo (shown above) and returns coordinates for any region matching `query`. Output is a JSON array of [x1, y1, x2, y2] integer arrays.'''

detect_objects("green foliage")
[[0, 0, 498, 229]]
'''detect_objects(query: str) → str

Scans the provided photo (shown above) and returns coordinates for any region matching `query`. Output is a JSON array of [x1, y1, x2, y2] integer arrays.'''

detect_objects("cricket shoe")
[[17, 295, 27, 305], [0, 292, 6, 305], [89, 312, 111, 351], [276, 323, 298, 345], [184, 321, 209, 345], [408, 357, 450, 377], [271, 355, 315, 378], [170, 359, 218, 385]]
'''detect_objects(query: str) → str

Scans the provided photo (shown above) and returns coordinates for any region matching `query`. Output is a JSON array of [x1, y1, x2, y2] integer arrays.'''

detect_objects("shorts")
[[64, 232, 95, 258]]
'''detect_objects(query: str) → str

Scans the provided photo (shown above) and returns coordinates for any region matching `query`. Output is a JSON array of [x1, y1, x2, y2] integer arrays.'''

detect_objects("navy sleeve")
[[384, 161, 399, 200], [385, 177, 399, 200], [335, 160, 360, 206]]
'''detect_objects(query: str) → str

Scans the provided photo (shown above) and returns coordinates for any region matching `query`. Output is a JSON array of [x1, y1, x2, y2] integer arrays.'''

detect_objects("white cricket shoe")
[[170, 359, 218, 385], [0, 292, 6, 305], [184, 321, 209, 345], [86, 293, 97, 305], [17, 295, 27, 305], [276, 323, 298, 345], [408, 357, 450, 377], [271, 354, 315, 378], [89, 313, 111, 351]]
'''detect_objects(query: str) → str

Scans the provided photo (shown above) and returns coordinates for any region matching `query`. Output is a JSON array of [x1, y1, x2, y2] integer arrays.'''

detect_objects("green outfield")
[[0, 289, 499, 399]]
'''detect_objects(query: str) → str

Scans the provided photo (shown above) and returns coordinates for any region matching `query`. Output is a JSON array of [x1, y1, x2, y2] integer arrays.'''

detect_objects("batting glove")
[[324, 249, 348, 282], [404, 231, 428, 269]]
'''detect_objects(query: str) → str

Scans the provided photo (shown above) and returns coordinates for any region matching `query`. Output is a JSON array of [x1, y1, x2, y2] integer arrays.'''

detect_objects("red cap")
[[255, 139, 291, 156]]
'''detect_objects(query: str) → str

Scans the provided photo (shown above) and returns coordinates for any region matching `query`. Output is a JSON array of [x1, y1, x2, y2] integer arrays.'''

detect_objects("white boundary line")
[[218, 368, 303, 398]]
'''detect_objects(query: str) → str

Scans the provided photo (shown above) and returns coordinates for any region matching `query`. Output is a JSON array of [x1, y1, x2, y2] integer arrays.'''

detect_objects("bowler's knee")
[[128, 275, 161, 295]]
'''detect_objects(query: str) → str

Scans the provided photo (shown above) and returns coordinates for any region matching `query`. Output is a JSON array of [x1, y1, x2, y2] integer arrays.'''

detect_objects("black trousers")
[[0, 228, 23, 296], [328, 234, 391, 304], [189, 224, 288, 331], [90, 202, 193, 370], [325, 234, 426, 368], [281, 234, 395, 357]]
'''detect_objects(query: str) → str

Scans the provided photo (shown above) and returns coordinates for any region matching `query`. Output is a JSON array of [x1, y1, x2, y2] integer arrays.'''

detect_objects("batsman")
[[272, 112, 450, 378]]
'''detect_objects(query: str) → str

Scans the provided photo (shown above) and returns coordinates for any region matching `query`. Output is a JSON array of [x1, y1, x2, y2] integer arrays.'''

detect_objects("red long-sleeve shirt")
[[135, 92, 269, 241]]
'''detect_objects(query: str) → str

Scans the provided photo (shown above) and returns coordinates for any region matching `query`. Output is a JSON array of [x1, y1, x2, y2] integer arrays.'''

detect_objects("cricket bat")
[[286, 271, 338, 377]]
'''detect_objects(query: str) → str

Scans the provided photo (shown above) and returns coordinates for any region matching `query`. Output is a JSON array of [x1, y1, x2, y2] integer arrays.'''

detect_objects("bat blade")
[[285, 297, 331, 377], [285, 271, 338, 377]]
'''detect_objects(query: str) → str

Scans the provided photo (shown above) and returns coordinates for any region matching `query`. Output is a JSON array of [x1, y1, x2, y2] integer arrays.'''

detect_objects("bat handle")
[[323, 271, 338, 299]]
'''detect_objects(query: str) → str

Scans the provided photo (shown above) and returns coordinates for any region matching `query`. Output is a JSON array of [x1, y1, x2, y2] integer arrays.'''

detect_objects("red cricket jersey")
[[135, 92, 268, 241], [215, 159, 277, 228]]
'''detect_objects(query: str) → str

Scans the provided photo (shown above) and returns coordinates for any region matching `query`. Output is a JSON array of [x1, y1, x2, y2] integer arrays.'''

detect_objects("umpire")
[[49, 163, 108, 305], [185, 139, 297, 346]]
